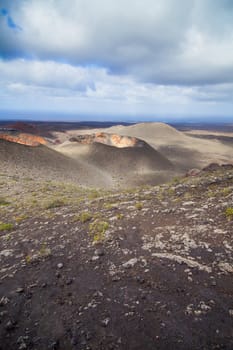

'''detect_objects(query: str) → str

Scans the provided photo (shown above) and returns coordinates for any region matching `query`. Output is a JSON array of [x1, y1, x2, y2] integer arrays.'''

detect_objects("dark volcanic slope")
[[0, 139, 110, 188], [0, 138, 178, 189], [0, 166, 232, 349], [57, 141, 177, 187], [79, 142, 173, 171]]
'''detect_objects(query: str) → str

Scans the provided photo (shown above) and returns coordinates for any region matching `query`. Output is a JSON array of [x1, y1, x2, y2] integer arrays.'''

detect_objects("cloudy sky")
[[0, 0, 233, 121]]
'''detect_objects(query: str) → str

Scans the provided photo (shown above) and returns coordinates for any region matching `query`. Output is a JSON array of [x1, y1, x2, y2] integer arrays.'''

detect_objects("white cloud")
[[1, 0, 233, 117], [1, 58, 233, 117], [1, 0, 233, 86], [0, 58, 190, 102]]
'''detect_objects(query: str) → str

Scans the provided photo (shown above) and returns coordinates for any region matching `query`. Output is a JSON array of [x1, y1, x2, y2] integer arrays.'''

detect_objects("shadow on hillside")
[[158, 145, 203, 171]]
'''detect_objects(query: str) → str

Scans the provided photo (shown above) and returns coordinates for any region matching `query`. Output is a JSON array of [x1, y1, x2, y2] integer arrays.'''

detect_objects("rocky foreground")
[[0, 166, 232, 349]]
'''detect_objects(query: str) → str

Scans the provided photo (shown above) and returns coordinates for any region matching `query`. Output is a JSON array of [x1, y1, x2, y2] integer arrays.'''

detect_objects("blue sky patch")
[[0, 8, 8, 16], [1, 7, 22, 31], [7, 15, 21, 30]]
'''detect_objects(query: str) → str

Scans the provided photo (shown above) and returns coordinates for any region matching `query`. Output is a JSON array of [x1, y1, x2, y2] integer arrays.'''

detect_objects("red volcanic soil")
[[69, 132, 144, 148], [0, 133, 46, 146]]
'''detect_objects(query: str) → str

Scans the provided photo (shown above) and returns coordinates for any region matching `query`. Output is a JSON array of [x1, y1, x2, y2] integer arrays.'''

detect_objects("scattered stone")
[[0, 310, 8, 317], [94, 248, 105, 256], [57, 263, 64, 269], [0, 296, 10, 306], [18, 342, 27, 350], [49, 340, 60, 350], [85, 332, 92, 340], [186, 169, 201, 177], [71, 335, 79, 346], [218, 262, 233, 273], [91, 255, 99, 261], [66, 278, 73, 285], [122, 258, 138, 268], [101, 318, 110, 327], [136, 276, 145, 284], [17, 336, 29, 350], [152, 253, 212, 273], [5, 320, 16, 331], [112, 276, 121, 282], [0, 250, 14, 257], [16, 287, 24, 294]]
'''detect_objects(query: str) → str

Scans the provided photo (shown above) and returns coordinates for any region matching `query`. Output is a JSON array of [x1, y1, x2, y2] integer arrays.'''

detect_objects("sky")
[[0, 0, 233, 121]]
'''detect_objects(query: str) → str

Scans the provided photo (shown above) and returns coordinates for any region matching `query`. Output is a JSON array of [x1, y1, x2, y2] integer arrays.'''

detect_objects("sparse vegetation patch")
[[39, 243, 52, 257], [135, 202, 143, 210], [0, 197, 10, 206], [0, 222, 14, 231], [74, 212, 93, 223], [117, 213, 124, 220], [89, 220, 109, 242], [225, 207, 233, 220], [44, 199, 67, 209]]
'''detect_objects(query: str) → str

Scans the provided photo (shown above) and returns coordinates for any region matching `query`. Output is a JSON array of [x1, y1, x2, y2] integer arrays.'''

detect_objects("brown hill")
[[7, 122, 40, 134]]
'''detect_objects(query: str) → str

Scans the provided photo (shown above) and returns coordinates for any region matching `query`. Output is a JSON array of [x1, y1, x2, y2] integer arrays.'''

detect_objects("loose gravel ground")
[[0, 167, 232, 349]]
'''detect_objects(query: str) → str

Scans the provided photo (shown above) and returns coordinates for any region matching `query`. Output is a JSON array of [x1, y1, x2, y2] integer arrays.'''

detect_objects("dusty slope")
[[57, 141, 178, 187], [0, 138, 178, 189], [74, 123, 233, 170], [107, 122, 185, 143], [0, 166, 232, 349], [73, 122, 188, 147], [2, 121, 232, 189], [0, 139, 112, 188]]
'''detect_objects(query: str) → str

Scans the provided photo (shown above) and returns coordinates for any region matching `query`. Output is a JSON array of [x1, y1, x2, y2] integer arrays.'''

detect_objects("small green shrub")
[[0, 197, 10, 206], [103, 203, 114, 210], [167, 188, 175, 196], [0, 223, 14, 231], [45, 199, 66, 209], [39, 243, 51, 257], [171, 176, 180, 184], [117, 213, 124, 220], [139, 194, 153, 201], [183, 192, 193, 200], [207, 190, 217, 198], [88, 190, 101, 200], [222, 188, 231, 196], [225, 207, 233, 220], [89, 220, 109, 242], [14, 215, 28, 223], [135, 202, 143, 210], [74, 212, 92, 223], [25, 255, 32, 264]]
